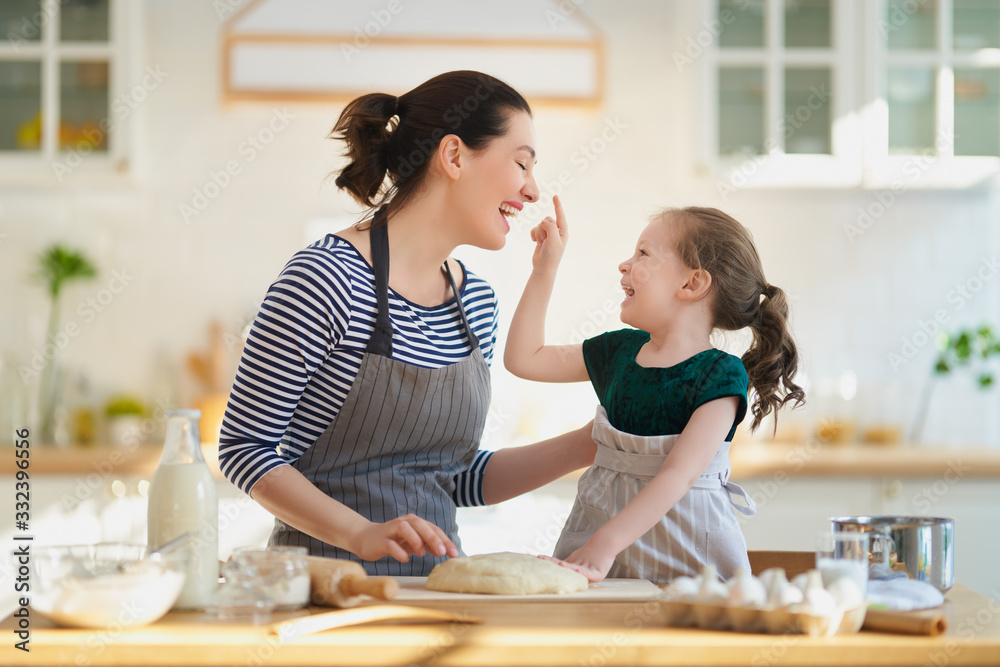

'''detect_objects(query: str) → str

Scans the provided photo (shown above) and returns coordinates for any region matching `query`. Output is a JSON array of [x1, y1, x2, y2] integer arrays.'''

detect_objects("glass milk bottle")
[[147, 409, 219, 609]]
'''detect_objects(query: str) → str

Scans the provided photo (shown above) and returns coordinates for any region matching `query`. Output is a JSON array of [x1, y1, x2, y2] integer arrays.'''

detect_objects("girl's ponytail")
[[667, 207, 805, 434], [331, 93, 398, 208], [742, 283, 805, 432]]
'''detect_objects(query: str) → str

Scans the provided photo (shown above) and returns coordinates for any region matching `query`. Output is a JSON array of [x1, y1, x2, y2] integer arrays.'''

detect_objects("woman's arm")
[[480, 420, 597, 505], [250, 464, 459, 561], [221, 249, 457, 563], [553, 397, 739, 582], [504, 196, 589, 383]]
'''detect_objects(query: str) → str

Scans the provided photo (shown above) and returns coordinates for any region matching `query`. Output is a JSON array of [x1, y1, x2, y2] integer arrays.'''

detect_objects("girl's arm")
[[504, 195, 589, 383], [250, 466, 459, 562], [552, 396, 740, 582], [481, 420, 597, 505]]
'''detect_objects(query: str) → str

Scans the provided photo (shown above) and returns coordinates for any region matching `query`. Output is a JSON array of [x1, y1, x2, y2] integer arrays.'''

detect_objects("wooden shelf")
[[0, 442, 223, 478], [729, 442, 1000, 479]]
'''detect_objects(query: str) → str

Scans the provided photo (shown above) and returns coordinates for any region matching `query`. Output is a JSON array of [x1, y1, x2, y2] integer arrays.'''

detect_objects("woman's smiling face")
[[453, 110, 539, 250]]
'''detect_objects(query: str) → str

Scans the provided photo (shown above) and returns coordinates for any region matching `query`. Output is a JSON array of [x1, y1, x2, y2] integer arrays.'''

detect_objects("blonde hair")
[[662, 207, 805, 432]]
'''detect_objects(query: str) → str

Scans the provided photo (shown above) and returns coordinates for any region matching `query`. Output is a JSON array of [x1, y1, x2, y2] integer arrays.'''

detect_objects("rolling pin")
[[306, 556, 399, 607], [863, 608, 948, 636]]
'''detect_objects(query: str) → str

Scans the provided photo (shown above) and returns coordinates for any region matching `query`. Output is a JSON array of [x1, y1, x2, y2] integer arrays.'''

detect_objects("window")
[[702, 0, 1000, 188], [706, 0, 861, 187], [869, 0, 1000, 186], [0, 0, 128, 178]]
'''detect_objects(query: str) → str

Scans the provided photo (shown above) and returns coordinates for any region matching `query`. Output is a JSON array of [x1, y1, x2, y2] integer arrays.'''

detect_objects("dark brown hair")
[[331, 70, 532, 222], [665, 207, 805, 432]]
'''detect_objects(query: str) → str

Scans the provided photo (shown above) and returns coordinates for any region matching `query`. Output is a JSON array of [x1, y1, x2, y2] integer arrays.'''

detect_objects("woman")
[[219, 71, 595, 576]]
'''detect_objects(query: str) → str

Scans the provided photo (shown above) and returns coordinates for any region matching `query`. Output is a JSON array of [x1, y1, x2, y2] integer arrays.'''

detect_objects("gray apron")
[[270, 208, 491, 575], [553, 407, 756, 583]]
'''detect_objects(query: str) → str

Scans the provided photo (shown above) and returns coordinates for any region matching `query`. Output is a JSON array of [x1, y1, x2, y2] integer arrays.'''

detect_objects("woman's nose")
[[619, 260, 629, 274], [522, 174, 539, 203]]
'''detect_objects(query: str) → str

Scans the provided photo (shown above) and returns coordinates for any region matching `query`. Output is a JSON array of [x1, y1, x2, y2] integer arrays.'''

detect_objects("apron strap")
[[442, 260, 480, 349], [367, 207, 394, 357]]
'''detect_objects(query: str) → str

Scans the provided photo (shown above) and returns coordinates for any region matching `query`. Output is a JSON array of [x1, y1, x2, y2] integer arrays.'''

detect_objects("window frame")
[[701, 0, 863, 189], [0, 0, 132, 182], [700, 0, 1000, 189]]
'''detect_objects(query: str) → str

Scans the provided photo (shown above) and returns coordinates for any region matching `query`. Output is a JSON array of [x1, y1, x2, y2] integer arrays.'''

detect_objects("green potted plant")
[[910, 325, 999, 443], [104, 394, 146, 447], [33, 244, 96, 445]]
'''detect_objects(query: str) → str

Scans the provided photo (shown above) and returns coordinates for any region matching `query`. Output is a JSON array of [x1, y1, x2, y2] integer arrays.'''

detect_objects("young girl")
[[504, 197, 804, 583]]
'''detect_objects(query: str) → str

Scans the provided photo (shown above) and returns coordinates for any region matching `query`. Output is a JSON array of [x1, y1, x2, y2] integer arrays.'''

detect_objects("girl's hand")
[[349, 513, 459, 563], [539, 542, 615, 584], [529, 195, 569, 273]]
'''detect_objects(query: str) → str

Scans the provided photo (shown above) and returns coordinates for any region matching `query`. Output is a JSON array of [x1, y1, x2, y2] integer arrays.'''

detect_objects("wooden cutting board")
[[392, 576, 661, 602]]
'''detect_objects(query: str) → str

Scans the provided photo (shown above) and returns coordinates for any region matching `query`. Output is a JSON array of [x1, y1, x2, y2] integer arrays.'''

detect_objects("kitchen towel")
[[867, 577, 945, 611]]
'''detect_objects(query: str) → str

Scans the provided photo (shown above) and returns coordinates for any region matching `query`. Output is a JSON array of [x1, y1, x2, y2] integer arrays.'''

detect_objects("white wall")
[[1, 0, 998, 448]]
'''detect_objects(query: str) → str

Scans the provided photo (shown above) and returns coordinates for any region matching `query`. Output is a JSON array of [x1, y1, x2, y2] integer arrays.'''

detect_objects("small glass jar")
[[229, 546, 311, 611]]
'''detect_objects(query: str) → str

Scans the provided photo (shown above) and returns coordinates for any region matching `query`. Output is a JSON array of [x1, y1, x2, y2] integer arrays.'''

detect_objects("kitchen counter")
[[4, 441, 999, 479], [3, 585, 998, 666]]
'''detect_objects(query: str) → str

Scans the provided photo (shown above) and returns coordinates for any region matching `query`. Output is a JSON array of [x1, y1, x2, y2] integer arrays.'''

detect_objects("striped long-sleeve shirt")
[[218, 234, 497, 506]]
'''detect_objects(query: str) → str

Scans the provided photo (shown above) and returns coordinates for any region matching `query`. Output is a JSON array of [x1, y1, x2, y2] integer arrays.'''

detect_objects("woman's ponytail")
[[331, 93, 398, 208], [742, 283, 805, 433]]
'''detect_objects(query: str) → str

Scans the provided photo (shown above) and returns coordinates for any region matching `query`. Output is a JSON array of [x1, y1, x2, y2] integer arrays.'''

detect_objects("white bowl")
[[30, 543, 187, 629]]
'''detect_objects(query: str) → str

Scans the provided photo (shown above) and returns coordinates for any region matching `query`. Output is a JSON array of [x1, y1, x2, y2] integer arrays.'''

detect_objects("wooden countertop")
[[3, 585, 998, 666], [4, 441, 1000, 480]]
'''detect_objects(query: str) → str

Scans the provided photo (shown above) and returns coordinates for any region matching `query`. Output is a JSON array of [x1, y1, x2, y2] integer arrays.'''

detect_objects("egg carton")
[[659, 597, 867, 637]]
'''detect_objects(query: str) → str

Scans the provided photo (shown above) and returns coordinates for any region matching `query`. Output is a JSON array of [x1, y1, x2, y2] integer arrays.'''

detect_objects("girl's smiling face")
[[452, 110, 539, 250], [618, 216, 695, 330]]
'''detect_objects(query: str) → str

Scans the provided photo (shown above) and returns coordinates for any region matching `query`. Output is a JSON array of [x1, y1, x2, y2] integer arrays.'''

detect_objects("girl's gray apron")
[[553, 407, 756, 583], [270, 208, 491, 576]]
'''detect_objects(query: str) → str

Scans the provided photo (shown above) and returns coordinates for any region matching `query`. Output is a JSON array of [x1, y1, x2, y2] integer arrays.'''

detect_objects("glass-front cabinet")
[[869, 0, 1000, 187], [0, 0, 129, 180], [703, 0, 1000, 188], [705, 0, 860, 187]]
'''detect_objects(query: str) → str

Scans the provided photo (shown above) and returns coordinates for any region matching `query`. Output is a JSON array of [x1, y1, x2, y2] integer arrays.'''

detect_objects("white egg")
[[758, 567, 787, 591], [797, 570, 837, 617], [765, 569, 804, 607], [727, 569, 767, 607], [696, 565, 728, 603], [663, 576, 699, 600]]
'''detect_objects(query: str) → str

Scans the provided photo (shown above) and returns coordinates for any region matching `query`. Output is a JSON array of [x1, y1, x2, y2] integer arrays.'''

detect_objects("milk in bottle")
[[147, 409, 219, 609]]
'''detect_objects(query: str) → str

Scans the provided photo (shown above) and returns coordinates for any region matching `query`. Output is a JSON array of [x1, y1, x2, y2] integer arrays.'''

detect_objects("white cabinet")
[[700, 0, 1000, 188], [0, 0, 137, 182], [735, 473, 1000, 597], [702, 0, 862, 188]]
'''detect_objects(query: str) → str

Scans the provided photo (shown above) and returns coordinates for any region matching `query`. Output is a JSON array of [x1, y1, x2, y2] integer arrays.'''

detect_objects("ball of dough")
[[426, 552, 588, 595]]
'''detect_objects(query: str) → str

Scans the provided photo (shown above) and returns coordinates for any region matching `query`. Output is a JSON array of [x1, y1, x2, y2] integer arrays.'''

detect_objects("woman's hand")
[[349, 513, 460, 563], [540, 543, 615, 584], [529, 195, 568, 273]]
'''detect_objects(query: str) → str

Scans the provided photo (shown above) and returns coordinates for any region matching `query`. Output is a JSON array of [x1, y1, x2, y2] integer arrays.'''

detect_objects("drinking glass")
[[816, 531, 869, 595]]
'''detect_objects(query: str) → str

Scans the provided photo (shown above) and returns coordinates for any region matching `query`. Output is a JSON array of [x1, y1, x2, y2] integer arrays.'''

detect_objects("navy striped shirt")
[[219, 234, 497, 506]]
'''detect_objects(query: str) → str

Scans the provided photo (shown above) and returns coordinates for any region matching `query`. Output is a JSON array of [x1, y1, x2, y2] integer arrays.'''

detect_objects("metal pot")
[[830, 516, 955, 592]]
